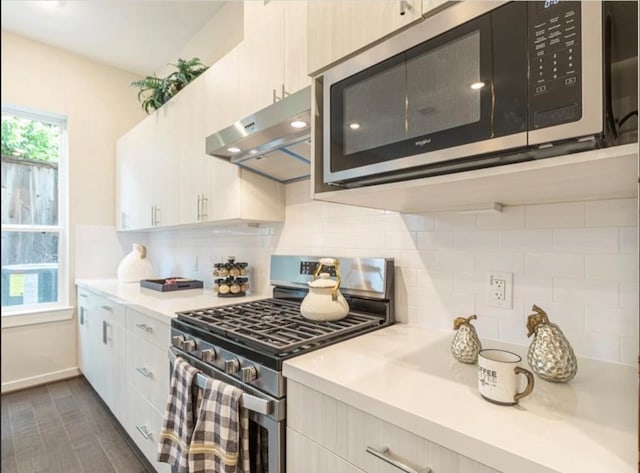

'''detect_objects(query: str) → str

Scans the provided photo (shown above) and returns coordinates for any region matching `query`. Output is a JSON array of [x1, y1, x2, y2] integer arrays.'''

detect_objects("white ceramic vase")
[[117, 243, 155, 283]]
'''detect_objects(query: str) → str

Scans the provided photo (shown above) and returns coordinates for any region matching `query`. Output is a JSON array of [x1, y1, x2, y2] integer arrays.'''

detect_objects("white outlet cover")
[[487, 272, 513, 309]]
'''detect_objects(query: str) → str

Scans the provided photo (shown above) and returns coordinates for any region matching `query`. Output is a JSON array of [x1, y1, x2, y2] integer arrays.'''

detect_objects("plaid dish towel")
[[189, 378, 250, 473], [157, 357, 200, 473]]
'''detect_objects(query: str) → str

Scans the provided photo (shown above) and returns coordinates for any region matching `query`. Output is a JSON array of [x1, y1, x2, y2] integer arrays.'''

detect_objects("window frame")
[[1, 104, 69, 317]]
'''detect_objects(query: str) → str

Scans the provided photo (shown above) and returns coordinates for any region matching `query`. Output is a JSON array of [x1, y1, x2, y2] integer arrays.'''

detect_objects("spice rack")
[[213, 257, 249, 297]]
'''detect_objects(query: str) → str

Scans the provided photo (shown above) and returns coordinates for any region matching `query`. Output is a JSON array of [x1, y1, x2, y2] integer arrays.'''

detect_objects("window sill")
[[1, 306, 74, 328]]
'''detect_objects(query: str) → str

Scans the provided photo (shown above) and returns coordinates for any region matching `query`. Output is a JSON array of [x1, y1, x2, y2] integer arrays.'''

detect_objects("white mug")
[[478, 349, 534, 405]]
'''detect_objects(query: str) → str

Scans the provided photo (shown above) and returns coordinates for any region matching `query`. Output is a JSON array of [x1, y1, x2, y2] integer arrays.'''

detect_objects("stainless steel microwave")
[[322, 1, 638, 188]]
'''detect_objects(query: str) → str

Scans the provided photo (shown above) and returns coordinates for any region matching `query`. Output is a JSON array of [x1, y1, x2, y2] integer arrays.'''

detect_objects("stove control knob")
[[241, 366, 258, 383], [171, 335, 185, 348], [201, 348, 216, 362], [183, 339, 196, 352], [224, 358, 240, 374]]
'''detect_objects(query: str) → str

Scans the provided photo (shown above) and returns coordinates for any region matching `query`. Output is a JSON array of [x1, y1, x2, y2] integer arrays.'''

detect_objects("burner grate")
[[176, 299, 383, 355]]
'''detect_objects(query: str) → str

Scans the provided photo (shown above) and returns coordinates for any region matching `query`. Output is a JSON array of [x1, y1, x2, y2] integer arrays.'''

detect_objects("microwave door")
[[323, 1, 529, 185], [528, 1, 603, 146]]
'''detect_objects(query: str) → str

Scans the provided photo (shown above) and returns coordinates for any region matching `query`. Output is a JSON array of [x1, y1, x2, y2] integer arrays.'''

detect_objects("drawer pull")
[[101, 305, 113, 312], [136, 425, 152, 440], [135, 323, 153, 333], [136, 367, 153, 378], [79, 293, 88, 298], [366, 446, 430, 473]]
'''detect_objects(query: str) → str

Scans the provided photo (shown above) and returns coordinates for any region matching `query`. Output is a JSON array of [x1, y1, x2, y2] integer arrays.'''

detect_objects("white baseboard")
[[1, 367, 80, 393]]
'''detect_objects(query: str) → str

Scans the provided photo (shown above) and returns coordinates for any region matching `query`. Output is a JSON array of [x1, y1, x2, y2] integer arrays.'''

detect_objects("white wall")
[[1, 31, 146, 391], [145, 180, 639, 366]]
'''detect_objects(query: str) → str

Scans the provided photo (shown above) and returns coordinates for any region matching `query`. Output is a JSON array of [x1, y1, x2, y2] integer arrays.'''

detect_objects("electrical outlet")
[[487, 272, 513, 308]]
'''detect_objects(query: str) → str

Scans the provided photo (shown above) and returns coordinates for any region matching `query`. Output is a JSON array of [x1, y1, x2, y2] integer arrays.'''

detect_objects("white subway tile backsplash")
[[454, 230, 499, 251], [620, 280, 639, 310], [435, 213, 477, 231], [585, 306, 638, 336], [553, 228, 619, 254], [416, 231, 455, 250], [619, 227, 638, 254], [384, 231, 417, 250], [476, 205, 525, 230], [569, 333, 621, 363], [139, 191, 638, 366], [620, 336, 639, 366], [475, 252, 525, 275], [499, 229, 553, 252], [585, 198, 638, 227], [525, 202, 585, 228], [435, 250, 475, 273], [525, 253, 584, 279], [585, 254, 638, 281], [553, 278, 619, 307]]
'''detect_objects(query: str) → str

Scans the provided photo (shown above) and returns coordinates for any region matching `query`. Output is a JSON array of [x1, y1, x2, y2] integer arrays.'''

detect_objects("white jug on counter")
[[300, 258, 349, 321], [117, 243, 155, 283]]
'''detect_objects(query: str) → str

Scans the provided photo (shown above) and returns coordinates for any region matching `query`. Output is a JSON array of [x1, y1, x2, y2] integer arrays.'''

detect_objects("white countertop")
[[76, 278, 267, 320], [283, 324, 638, 473]]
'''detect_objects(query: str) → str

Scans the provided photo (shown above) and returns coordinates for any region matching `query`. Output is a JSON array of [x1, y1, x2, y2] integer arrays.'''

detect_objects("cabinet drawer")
[[93, 293, 126, 327], [127, 388, 171, 473], [126, 308, 170, 349], [127, 334, 170, 414], [287, 427, 366, 473], [288, 381, 500, 473]]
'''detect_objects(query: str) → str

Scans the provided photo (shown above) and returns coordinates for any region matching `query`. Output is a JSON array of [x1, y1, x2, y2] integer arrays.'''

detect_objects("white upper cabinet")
[[307, 0, 423, 76], [237, 0, 309, 119]]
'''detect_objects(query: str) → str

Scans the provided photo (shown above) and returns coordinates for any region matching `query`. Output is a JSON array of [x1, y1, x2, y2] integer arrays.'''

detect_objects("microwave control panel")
[[528, 1, 582, 129]]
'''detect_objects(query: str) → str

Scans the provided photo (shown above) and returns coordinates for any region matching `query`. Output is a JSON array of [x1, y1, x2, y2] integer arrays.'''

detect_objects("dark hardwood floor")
[[1, 376, 153, 473]]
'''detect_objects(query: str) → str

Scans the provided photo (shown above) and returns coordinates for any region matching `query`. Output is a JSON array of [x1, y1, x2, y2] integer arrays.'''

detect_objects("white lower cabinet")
[[76, 287, 172, 473], [287, 380, 501, 473], [125, 307, 171, 473], [76, 289, 126, 424]]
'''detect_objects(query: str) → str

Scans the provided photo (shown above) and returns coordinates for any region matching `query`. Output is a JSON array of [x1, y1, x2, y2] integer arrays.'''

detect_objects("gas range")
[[168, 255, 394, 473], [170, 255, 394, 398]]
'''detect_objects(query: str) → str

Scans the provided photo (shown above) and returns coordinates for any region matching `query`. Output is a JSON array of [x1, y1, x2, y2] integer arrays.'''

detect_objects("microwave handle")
[[603, 11, 617, 142]]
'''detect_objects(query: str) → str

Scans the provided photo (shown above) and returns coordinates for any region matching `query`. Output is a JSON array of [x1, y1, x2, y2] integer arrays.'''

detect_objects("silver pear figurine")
[[451, 315, 482, 364], [526, 305, 578, 383]]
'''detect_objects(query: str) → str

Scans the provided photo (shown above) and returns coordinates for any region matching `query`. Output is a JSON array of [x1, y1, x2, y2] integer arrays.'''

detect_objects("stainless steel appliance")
[[322, 1, 638, 188], [205, 87, 312, 183], [169, 255, 394, 473]]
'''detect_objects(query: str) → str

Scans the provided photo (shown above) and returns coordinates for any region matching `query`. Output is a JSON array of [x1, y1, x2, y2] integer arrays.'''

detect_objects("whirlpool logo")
[[415, 137, 432, 147]]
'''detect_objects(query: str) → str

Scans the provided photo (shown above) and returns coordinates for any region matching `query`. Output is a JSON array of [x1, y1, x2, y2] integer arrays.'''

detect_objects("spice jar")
[[230, 280, 241, 294]]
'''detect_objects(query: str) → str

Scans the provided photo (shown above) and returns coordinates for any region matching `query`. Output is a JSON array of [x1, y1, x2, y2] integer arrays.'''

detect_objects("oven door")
[[168, 348, 285, 473], [323, 1, 528, 186]]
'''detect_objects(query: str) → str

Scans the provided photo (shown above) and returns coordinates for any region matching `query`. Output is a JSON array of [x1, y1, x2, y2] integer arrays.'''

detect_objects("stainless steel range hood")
[[205, 86, 311, 183]]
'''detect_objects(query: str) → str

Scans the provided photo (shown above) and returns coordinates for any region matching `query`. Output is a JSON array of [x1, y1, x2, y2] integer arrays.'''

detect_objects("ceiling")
[[0, 0, 227, 77]]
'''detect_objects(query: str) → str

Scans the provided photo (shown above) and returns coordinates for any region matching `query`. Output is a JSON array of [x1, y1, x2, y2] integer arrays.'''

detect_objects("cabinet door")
[[76, 289, 96, 385], [307, 0, 423, 75], [116, 120, 152, 230], [237, 1, 285, 118], [283, 0, 310, 96], [94, 296, 127, 424]]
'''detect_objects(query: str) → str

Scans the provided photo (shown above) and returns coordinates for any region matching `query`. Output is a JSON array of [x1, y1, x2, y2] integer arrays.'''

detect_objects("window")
[[1, 105, 68, 314]]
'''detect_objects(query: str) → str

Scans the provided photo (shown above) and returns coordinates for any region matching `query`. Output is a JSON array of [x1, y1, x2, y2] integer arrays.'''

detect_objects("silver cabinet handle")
[[80, 307, 86, 325], [399, 0, 413, 16], [79, 293, 88, 298], [154, 206, 160, 226], [366, 446, 430, 473], [135, 323, 153, 333], [102, 320, 107, 344], [197, 194, 201, 221], [136, 367, 153, 378], [200, 195, 208, 220], [136, 425, 152, 440], [101, 305, 113, 312]]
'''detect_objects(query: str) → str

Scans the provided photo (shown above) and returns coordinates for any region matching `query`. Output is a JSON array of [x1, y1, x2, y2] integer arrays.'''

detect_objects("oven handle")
[[168, 347, 273, 416]]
